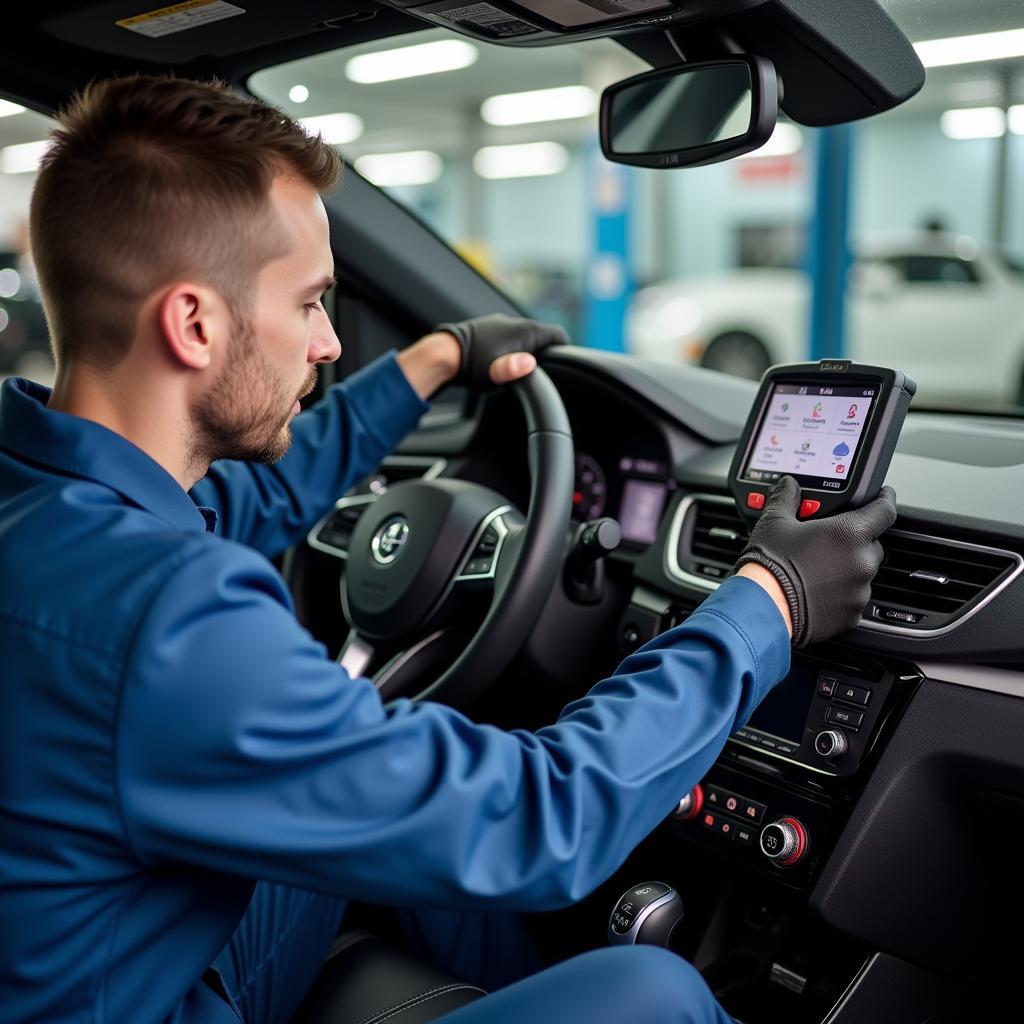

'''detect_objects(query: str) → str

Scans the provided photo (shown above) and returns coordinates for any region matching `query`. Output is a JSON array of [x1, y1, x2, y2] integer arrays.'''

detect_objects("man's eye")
[[304, 302, 321, 314]]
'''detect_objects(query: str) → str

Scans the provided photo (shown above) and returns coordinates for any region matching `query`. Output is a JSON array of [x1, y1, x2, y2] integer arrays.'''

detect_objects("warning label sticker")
[[116, 0, 245, 39], [433, 3, 538, 38]]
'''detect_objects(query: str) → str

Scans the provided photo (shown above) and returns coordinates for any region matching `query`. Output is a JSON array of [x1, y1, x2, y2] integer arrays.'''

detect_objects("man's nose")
[[310, 312, 342, 365]]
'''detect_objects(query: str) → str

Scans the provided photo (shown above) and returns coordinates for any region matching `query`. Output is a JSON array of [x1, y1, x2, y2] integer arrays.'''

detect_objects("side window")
[[899, 254, 981, 286], [0, 102, 55, 385]]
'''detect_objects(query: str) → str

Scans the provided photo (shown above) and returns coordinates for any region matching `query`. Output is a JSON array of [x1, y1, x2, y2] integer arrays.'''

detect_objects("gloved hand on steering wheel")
[[435, 313, 569, 392], [735, 475, 897, 648]]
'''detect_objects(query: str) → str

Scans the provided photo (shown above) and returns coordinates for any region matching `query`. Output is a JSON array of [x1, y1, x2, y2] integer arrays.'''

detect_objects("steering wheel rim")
[[412, 366, 574, 704]]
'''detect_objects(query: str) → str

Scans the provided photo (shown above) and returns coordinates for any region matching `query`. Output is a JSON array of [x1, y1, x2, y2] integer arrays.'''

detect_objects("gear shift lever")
[[608, 881, 684, 947]]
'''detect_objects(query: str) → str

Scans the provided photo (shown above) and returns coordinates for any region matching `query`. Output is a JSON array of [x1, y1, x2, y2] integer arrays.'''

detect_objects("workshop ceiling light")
[[0, 139, 49, 174], [0, 99, 25, 118], [915, 28, 1024, 68], [738, 122, 803, 159], [346, 40, 478, 84], [1009, 105, 1024, 136], [355, 150, 443, 187], [298, 112, 364, 145], [481, 85, 597, 126], [940, 106, 1006, 140], [473, 141, 569, 179], [288, 85, 309, 103]]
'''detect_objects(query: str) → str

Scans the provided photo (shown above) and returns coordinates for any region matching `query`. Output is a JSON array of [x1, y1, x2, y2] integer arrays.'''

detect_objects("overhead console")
[[379, 0, 925, 125]]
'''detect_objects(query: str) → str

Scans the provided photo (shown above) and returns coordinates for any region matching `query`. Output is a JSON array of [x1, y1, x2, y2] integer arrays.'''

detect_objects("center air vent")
[[868, 531, 1022, 633], [669, 495, 749, 584]]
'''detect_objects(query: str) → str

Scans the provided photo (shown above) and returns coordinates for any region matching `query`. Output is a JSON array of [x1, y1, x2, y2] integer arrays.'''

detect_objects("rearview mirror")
[[600, 56, 779, 169]]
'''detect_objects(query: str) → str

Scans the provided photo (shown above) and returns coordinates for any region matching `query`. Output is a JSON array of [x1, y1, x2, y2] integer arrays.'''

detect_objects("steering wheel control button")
[[814, 729, 848, 760], [826, 706, 864, 730], [798, 498, 822, 518], [760, 817, 809, 867], [672, 784, 704, 821], [834, 683, 871, 706], [817, 675, 837, 697], [746, 491, 766, 511]]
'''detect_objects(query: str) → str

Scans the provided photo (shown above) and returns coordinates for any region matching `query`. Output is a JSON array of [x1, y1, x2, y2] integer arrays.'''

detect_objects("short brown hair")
[[30, 75, 341, 367]]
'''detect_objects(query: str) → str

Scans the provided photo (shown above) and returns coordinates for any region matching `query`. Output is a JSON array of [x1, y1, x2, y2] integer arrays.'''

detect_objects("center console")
[[617, 591, 919, 890]]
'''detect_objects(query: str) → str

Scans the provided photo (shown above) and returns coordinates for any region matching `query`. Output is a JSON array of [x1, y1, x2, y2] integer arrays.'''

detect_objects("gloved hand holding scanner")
[[730, 360, 915, 646]]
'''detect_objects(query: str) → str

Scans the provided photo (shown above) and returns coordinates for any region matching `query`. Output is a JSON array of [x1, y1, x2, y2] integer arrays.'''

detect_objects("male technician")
[[0, 77, 895, 1024]]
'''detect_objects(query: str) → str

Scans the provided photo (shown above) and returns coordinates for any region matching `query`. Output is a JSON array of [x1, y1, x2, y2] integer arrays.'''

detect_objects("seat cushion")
[[292, 931, 486, 1024]]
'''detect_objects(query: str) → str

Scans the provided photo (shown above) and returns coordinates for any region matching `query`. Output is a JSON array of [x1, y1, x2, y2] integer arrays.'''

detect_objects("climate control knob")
[[760, 817, 809, 866], [814, 729, 848, 760], [672, 784, 704, 822]]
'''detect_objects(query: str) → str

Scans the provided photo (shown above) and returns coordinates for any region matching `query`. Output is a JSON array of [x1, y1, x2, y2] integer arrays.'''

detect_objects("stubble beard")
[[190, 317, 315, 469]]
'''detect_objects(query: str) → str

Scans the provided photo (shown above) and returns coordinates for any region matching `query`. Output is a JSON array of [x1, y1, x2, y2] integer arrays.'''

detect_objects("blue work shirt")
[[0, 353, 790, 1024]]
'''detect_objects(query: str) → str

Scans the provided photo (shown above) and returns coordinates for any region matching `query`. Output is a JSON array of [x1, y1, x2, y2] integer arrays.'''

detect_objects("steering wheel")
[[336, 367, 574, 706]]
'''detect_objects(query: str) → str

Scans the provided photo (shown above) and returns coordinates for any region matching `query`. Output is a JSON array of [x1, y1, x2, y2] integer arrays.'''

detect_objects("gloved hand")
[[734, 475, 897, 647], [434, 313, 568, 392]]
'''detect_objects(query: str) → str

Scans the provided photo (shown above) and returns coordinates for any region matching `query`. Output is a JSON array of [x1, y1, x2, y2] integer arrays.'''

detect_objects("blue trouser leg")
[[210, 887, 730, 1024], [434, 946, 733, 1024], [212, 882, 348, 1024]]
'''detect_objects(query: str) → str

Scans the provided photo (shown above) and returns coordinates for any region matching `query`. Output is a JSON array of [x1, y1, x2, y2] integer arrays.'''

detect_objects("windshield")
[[249, 2, 1024, 414]]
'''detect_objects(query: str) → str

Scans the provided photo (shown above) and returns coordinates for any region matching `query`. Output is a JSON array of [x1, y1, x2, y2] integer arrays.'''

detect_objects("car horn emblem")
[[371, 517, 410, 564]]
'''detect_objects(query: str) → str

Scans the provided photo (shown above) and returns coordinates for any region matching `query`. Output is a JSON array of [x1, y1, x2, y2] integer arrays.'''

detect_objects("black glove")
[[734, 475, 897, 647], [434, 313, 568, 392]]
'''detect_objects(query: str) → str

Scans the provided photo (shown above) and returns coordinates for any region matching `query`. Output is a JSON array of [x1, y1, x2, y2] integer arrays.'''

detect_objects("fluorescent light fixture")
[[915, 28, 1024, 68], [355, 150, 443, 187], [1010, 105, 1024, 136], [0, 99, 25, 118], [474, 141, 569, 180], [738, 122, 803, 159], [481, 85, 597, 126], [288, 85, 309, 103], [298, 112, 364, 145], [346, 40, 478, 85], [0, 268, 20, 298], [940, 106, 1005, 140], [1, 139, 49, 174]]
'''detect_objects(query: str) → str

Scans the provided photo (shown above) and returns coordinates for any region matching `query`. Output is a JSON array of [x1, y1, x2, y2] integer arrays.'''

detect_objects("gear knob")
[[608, 881, 684, 947]]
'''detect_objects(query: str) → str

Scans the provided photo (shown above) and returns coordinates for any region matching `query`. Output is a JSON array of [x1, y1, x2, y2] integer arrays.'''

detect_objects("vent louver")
[[868, 531, 1021, 632], [673, 495, 749, 583]]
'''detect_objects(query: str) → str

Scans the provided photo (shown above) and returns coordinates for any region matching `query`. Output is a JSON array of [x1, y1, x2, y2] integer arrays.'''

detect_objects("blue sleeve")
[[188, 352, 429, 557], [116, 550, 789, 911]]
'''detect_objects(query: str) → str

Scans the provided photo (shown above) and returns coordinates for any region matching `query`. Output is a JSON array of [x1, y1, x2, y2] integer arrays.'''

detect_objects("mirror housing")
[[600, 55, 779, 169]]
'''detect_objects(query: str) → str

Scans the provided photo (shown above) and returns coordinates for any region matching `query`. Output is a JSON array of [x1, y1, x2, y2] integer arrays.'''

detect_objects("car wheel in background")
[[700, 331, 771, 380]]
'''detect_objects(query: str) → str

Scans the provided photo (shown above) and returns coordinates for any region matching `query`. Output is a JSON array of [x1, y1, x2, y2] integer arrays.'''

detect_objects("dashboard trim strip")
[[664, 493, 1024, 639], [918, 663, 1024, 699]]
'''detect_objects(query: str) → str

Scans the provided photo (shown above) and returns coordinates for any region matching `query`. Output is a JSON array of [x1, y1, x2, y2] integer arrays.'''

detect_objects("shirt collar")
[[0, 377, 217, 533]]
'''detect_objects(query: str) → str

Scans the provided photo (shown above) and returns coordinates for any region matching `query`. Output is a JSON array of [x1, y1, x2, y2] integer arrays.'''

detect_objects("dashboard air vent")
[[869, 531, 1022, 633], [672, 495, 749, 583]]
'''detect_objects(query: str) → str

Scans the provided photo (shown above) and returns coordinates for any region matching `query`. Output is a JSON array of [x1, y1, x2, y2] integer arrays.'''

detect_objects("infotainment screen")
[[744, 658, 817, 747], [742, 381, 877, 492]]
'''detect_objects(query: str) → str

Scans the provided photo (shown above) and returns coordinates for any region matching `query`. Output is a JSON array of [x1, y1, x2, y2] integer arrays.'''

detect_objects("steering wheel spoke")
[[307, 494, 379, 560]]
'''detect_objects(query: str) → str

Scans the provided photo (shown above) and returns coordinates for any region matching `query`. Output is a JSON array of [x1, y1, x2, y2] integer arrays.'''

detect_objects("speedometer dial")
[[573, 452, 607, 519]]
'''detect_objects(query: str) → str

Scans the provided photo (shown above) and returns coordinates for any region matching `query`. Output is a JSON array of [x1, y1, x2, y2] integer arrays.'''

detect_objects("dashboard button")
[[734, 823, 756, 846], [834, 683, 871, 706], [826, 706, 864, 730], [741, 799, 766, 824], [799, 499, 822, 518], [818, 675, 837, 697], [746, 491, 766, 510]]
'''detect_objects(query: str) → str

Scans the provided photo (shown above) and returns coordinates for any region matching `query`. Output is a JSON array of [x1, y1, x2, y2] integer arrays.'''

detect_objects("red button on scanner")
[[799, 499, 821, 518], [746, 492, 766, 511]]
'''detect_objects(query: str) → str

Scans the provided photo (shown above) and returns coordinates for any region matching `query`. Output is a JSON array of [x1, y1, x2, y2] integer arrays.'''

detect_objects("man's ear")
[[157, 283, 229, 371]]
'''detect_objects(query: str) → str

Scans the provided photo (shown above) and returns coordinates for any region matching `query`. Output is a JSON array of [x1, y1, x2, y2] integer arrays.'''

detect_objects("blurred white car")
[[626, 240, 1024, 407]]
